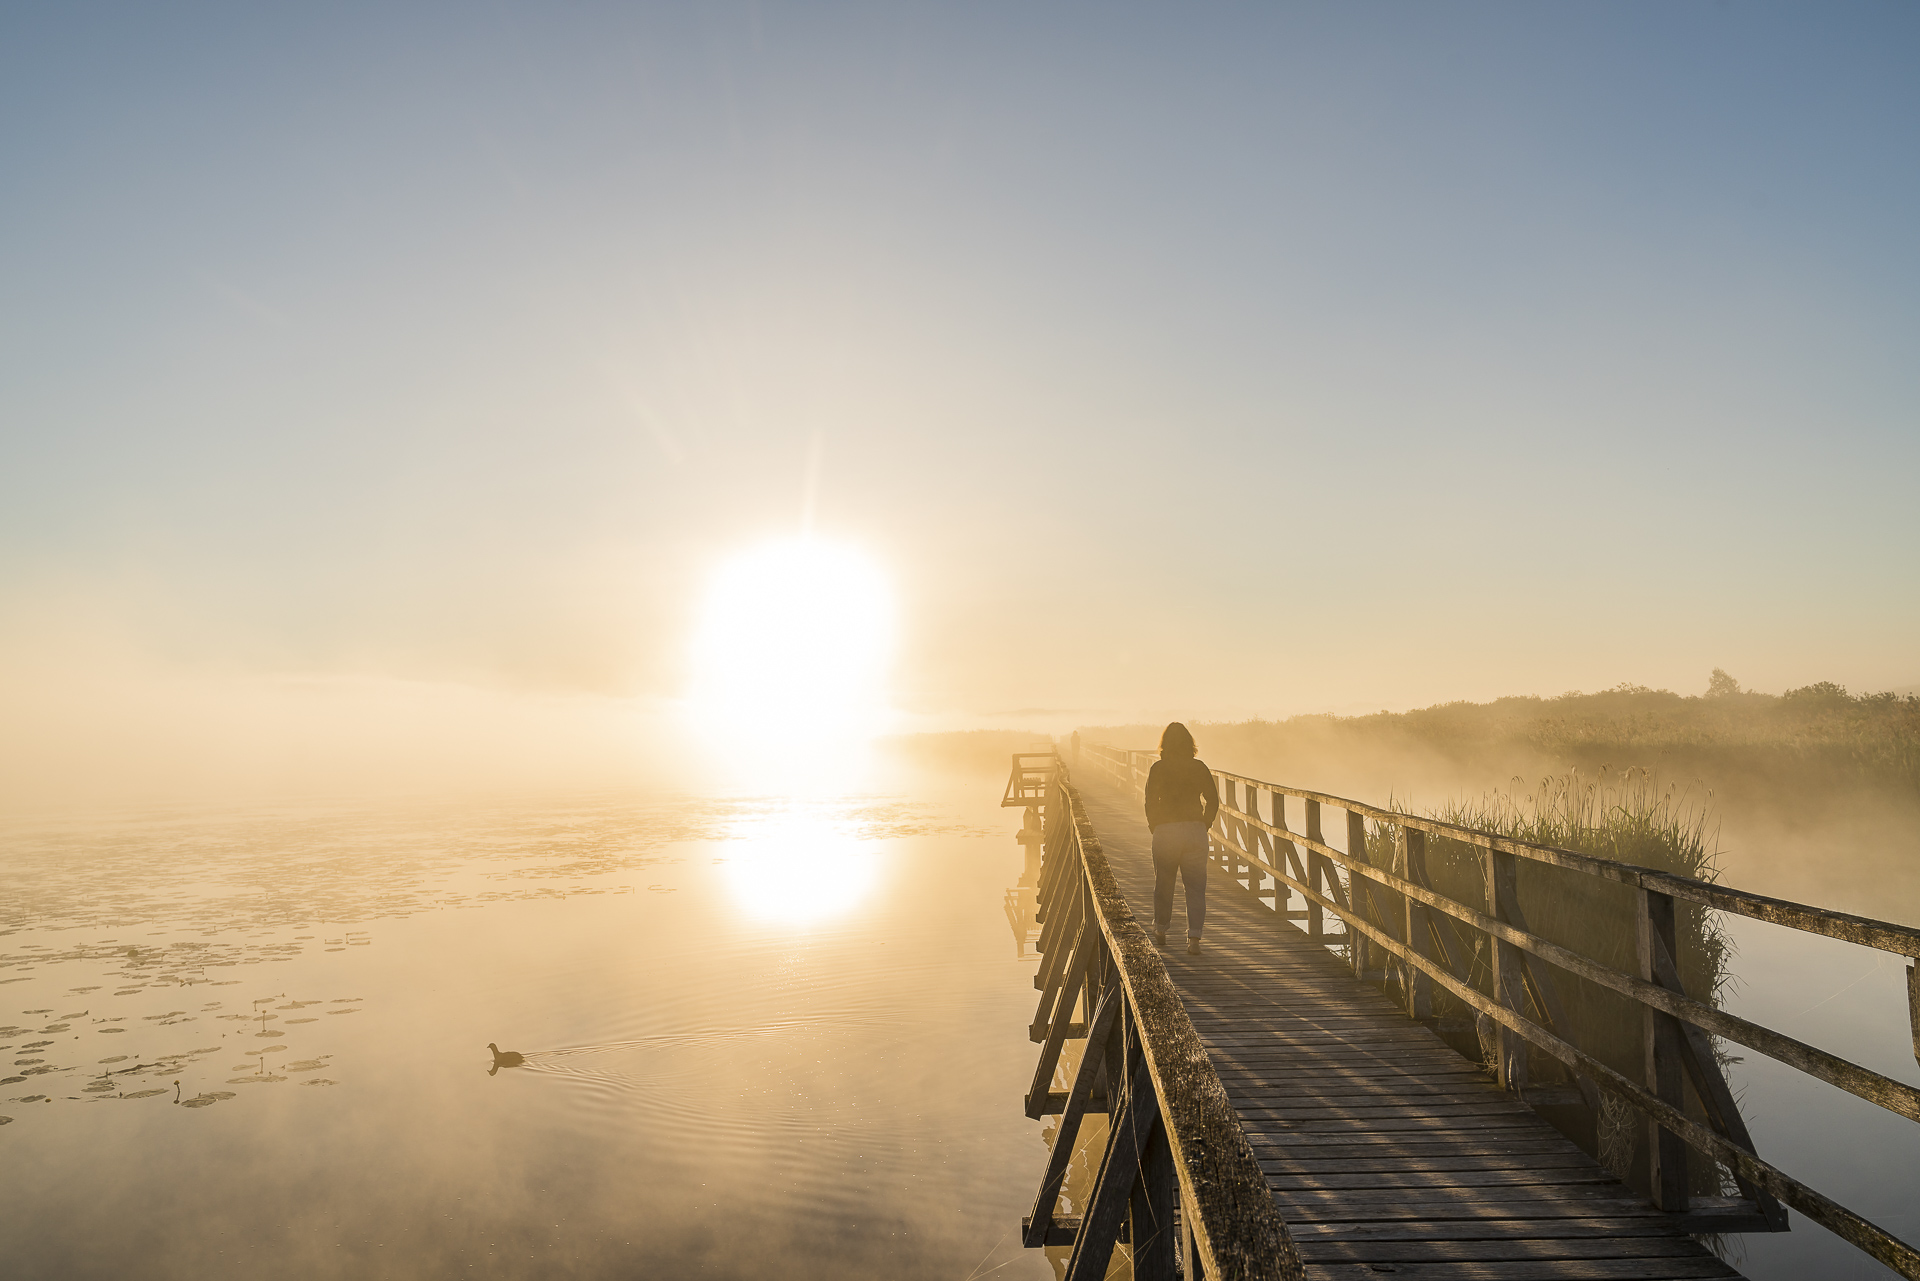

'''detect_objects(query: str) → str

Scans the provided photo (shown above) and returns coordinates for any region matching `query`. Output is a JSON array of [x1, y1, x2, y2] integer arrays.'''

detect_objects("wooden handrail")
[[1209, 793, 1920, 1124], [1082, 741, 1920, 1280]]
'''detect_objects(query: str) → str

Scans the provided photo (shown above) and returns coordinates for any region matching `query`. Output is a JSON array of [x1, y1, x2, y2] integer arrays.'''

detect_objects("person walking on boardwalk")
[[1145, 722, 1219, 955]]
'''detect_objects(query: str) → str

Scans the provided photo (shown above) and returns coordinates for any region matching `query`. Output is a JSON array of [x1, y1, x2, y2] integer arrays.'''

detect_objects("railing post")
[[1130, 1103, 1177, 1279], [1908, 959, 1919, 1067], [1304, 799, 1325, 946], [1216, 777, 1237, 884], [1347, 810, 1371, 978], [1484, 848, 1528, 1091], [1637, 886, 1691, 1211], [1261, 788, 1280, 911], [1400, 829, 1433, 1020], [1183, 1187, 1213, 1280]]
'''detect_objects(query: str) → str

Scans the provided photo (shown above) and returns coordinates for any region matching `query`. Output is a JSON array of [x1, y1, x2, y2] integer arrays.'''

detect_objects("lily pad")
[[122, 1089, 168, 1099], [283, 1060, 326, 1072], [299, 1078, 337, 1086], [97, 1056, 129, 1064], [285, 1018, 318, 1024], [97, 1028, 126, 1034]]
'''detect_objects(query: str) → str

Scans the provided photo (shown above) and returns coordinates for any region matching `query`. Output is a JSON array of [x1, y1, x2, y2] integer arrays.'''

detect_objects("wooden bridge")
[[1001, 748, 1920, 1280]]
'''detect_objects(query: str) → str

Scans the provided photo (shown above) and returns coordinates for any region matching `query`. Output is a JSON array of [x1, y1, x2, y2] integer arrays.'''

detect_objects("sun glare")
[[687, 538, 895, 769], [720, 806, 882, 925]]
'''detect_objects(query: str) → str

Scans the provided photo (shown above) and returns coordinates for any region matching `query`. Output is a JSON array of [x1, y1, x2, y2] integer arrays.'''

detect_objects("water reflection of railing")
[[1085, 741, 1920, 1279], [1004, 806, 1046, 959], [1019, 756, 1303, 1279]]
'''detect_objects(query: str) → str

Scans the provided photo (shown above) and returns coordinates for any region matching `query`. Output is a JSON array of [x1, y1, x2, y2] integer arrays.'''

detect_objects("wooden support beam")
[[1637, 888, 1690, 1212], [1271, 790, 1294, 924], [1031, 878, 1081, 999], [1347, 810, 1371, 978], [1910, 962, 1919, 1067], [1027, 923, 1094, 1118], [1305, 800, 1325, 945], [1025, 987, 1123, 1245], [1063, 1057, 1158, 1281], [1399, 830, 1433, 1021], [1132, 1090, 1178, 1280], [1648, 929, 1788, 1229]]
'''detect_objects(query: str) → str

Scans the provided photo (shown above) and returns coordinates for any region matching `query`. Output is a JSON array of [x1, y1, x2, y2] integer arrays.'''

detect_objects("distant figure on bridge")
[[1145, 722, 1219, 955]]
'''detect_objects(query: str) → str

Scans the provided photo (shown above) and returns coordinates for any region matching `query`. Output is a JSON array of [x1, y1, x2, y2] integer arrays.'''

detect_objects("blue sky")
[[3, 2, 1916, 745]]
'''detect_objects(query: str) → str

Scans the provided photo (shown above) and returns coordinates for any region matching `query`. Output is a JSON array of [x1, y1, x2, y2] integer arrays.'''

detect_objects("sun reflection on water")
[[720, 805, 883, 926]]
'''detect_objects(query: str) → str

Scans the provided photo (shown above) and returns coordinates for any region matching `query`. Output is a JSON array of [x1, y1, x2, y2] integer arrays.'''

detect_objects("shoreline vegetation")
[[1078, 671, 1920, 810]]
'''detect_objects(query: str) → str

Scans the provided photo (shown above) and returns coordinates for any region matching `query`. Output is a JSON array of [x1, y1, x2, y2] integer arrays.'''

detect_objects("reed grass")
[[1360, 766, 1735, 1191]]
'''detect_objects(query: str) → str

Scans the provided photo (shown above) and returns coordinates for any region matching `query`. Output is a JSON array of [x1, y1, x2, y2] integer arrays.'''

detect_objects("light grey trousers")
[[1151, 820, 1210, 940]]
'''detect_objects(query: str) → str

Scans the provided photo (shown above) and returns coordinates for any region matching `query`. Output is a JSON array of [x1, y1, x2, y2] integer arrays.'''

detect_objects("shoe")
[[1187, 939, 1202, 956], [1154, 929, 1167, 947]]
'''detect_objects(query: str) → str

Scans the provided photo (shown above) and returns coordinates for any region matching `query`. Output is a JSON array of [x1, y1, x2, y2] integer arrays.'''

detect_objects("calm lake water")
[[1715, 914, 1920, 1280], [4, 753, 1914, 1279], [0, 756, 1059, 1280]]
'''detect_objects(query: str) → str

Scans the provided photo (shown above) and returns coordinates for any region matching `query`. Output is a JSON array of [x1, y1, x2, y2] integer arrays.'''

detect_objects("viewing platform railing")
[[1084, 741, 1920, 1279], [1018, 752, 1304, 1280]]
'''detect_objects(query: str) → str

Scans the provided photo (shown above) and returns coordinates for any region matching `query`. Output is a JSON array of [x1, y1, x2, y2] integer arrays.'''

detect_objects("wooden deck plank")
[[1069, 774, 1747, 1281]]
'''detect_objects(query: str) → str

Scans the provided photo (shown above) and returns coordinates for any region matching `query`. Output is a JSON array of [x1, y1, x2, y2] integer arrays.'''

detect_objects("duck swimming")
[[487, 1042, 525, 1068]]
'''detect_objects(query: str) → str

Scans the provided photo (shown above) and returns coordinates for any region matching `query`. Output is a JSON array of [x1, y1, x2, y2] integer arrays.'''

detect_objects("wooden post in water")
[[1637, 886, 1691, 1211], [1304, 799, 1325, 946]]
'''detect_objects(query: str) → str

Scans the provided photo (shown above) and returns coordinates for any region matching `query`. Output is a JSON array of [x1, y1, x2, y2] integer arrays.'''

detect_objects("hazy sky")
[[4, 2, 1917, 791]]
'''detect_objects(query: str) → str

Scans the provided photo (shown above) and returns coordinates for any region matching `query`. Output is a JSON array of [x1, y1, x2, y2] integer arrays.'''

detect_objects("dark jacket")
[[1145, 756, 1220, 831]]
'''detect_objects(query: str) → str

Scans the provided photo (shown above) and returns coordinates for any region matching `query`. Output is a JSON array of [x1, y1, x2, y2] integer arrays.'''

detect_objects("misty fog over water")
[[0, 756, 1056, 1280], [5, 736, 1915, 1278]]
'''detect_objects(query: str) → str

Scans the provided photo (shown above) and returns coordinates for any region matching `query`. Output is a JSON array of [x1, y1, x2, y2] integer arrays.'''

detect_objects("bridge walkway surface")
[[1072, 772, 1745, 1280]]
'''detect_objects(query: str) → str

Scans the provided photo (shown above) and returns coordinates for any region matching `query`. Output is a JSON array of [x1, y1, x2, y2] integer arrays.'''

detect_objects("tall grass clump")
[[1364, 766, 1733, 1193]]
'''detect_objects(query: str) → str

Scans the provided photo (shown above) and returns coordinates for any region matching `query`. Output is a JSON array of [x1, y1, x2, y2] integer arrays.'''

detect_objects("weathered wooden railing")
[[1016, 753, 1303, 1280], [1086, 741, 1920, 1279]]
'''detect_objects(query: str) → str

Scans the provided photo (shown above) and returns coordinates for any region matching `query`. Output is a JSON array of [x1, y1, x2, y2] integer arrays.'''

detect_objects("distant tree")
[[1705, 669, 1741, 699], [1783, 681, 1851, 710]]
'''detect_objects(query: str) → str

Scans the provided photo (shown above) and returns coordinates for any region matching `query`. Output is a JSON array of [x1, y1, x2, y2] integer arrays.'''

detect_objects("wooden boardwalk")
[[1073, 772, 1744, 1280]]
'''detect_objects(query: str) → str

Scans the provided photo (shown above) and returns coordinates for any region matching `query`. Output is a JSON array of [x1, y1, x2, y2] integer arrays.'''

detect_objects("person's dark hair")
[[1160, 722, 1196, 759]]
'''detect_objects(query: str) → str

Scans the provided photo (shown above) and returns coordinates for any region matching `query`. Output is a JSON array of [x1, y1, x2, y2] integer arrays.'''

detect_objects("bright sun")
[[687, 537, 895, 761]]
